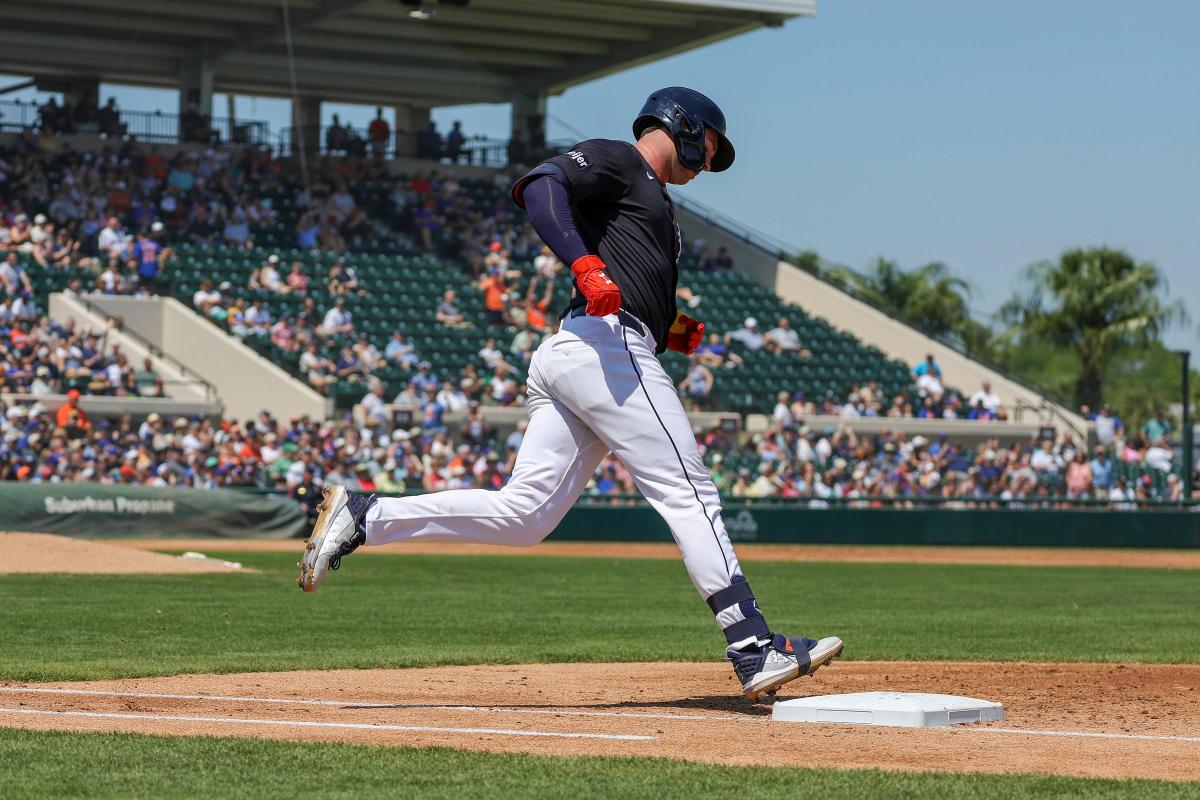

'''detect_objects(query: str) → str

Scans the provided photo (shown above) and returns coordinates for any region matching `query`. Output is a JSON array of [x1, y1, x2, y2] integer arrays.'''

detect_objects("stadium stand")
[[0, 129, 1189, 504]]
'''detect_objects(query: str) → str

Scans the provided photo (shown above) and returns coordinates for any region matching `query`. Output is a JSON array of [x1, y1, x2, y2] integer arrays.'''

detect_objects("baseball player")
[[299, 87, 843, 701]]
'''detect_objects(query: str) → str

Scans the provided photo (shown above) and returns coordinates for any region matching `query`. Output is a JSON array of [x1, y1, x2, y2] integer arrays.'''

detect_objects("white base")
[[772, 692, 1004, 728]]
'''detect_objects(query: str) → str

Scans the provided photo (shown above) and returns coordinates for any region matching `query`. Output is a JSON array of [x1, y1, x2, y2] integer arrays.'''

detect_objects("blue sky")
[[3, 1, 1196, 346]]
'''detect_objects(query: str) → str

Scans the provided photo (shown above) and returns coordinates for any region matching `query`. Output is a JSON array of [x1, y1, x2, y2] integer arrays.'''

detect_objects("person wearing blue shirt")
[[1089, 446, 1115, 491], [131, 232, 162, 293]]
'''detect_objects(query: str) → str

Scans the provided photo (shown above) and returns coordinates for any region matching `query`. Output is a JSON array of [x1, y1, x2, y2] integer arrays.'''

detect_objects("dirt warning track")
[[2, 661, 1198, 782]]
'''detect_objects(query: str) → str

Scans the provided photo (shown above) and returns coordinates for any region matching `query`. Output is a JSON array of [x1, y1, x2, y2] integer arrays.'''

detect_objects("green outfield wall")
[[553, 503, 1200, 549], [0, 484, 306, 539], [0, 485, 1197, 547]]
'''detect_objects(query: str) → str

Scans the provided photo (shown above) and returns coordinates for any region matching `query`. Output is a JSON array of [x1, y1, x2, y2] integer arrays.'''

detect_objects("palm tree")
[[825, 258, 990, 352], [1005, 248, 1186, 408]]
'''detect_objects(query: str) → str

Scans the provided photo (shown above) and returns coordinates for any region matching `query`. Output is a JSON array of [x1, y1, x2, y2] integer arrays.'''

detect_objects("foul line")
[[963, 727, 1200, 744], [0, 707, 655, 741], [6, 688, 1198, 744], [0, 686, 741, 722]]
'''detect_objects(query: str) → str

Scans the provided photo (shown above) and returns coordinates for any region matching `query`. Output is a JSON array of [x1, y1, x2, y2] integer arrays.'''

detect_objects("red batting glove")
[[667, 311, 705, 355], [570, 255, 622, 317]]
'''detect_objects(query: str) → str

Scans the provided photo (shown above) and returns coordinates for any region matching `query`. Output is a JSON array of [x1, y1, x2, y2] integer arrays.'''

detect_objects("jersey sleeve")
[[511, 139, 632, 208]]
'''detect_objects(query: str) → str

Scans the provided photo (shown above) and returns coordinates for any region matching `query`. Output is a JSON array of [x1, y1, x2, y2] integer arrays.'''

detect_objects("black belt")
[[566, 305, 646, 337]]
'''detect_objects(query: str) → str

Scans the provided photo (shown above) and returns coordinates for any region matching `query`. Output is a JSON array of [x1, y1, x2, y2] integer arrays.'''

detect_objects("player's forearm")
[[520, 174, 590, 266]]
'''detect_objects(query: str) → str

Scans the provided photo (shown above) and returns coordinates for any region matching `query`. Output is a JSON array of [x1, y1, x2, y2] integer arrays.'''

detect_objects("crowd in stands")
[[0, 121, 1193, 504], [1, 389, 1191, 506], [694, 418, 1188, 505], [1, 316, 164, 398]]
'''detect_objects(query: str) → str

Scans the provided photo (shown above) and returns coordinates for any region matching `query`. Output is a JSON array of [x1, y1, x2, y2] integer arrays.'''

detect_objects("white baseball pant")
[[365, 311, 770, 646]]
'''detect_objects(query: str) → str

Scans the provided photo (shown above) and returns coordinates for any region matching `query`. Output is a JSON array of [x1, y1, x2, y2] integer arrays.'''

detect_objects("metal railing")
[[0, 99, 272, 147], [277, 124, 575, 168], [70, 294, 219, 403]]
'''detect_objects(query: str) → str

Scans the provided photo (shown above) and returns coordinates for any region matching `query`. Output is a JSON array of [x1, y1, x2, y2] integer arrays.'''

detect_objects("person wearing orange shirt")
[[524, 276, 554, 333], [479, 268, 508, 327], [55, 388, 91, 432]]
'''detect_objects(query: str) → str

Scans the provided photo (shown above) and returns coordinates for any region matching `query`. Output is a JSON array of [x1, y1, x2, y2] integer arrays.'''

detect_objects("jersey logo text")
[[566, 150, 590, 169]]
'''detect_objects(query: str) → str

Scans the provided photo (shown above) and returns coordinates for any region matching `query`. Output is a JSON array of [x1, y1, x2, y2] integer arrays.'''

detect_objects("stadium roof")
[[0, 0, 813, 107]]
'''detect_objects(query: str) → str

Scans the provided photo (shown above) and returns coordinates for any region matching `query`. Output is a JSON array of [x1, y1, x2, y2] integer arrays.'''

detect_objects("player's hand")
[[667, 311, 704, 355], [570, 255, 622, 317]]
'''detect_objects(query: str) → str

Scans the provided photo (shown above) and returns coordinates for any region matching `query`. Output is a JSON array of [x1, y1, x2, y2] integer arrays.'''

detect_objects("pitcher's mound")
[[0, 532, 257, 574]]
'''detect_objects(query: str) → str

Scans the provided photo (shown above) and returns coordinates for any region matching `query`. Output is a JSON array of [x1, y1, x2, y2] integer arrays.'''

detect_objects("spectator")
[[725, 317, 764, 352], [678, 357, 714, 409], [912, 354, 945, 402], [133, 358, 163, 397], [445, 120, 467, 163], [478, 337, 511, 372], [523, 278, 554, 334], [1089, 446, 1114, 492], [1092, 404, 1124, 446], [258, 254, 285, 293], [1065, 450, 1093, 498], [417, 121, 442, 160], [192, 279, 222, 316], [479, 268, 509, 327], [533, 245, 561, 279], [353, 333, 385, 372], [299, 343, 337, 391], [696, 332, 741, 369], [763, 317, 811, 357], [0, 253, 33, 297], [1142, 409, 1172, 443], [320, 298, 354, 337], [367, 107, 390, 157], [410, 361, 439, 394], [385, 330, 418, 369], [484, 364, 517, 406], [98, 97, 123, 137], [131, 229, 165, 294], [286, 261, 309, 293], [1030, 439, 1062, 474], [295, 211, 321, 249], [361, 383, 390, 427], [968, 381, 1002, 417], [1145, 437, 1173, 472], [221, 208, 251, 246], [97, 216, 125, 264], [436, 289, 468, 328], [325, 115, 348, 154], [55, 388, 91, 432]]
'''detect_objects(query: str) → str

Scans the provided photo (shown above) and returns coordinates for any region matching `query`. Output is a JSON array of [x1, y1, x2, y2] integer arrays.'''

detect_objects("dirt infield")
[[110, 538, 1200, 570], [2, 661, 1197, 781], [0, 533, 255, 574]]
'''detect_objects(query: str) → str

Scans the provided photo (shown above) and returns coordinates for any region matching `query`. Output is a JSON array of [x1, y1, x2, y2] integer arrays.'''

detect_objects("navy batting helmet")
[[632, 87, 735, 173]]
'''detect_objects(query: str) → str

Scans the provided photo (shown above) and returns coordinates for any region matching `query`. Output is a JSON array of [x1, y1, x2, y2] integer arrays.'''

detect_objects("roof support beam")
[[285, 32, 567, 70], [34, 0, 279, 24], [350, 2, 654, 42], [519, 17, 763, 96], [315, 16, 612, 55], [0, 3, 239, 40], [210, 0, 374, 58]]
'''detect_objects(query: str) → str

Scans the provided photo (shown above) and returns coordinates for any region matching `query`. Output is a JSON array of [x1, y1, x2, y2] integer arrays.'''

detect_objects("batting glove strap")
[[570, 255, 622, 317]]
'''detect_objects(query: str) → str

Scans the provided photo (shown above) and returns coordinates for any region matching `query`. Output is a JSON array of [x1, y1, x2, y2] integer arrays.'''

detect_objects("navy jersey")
[[513, 139, 681, 352]]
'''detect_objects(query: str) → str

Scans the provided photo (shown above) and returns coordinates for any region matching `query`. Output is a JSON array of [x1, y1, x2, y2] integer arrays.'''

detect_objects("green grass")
[[1, 551, 1197, 681], [1, 728, 1195, 800]]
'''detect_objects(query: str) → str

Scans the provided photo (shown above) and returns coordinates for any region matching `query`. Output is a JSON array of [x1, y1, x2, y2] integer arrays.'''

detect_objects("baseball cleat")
[[728, 634, 844, 702], [296, 485, 375, 593]]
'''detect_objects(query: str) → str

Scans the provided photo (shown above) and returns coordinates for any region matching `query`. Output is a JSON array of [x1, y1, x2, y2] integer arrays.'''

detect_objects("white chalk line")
[[0, 686, 739, 722], [4, 687, 1198, 744], [963, 727, 1200, 744], [0, 707, 655, 741]]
